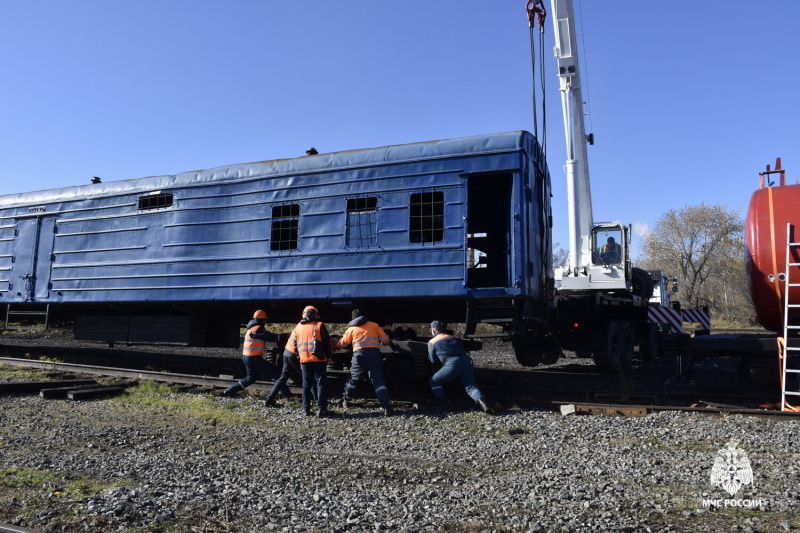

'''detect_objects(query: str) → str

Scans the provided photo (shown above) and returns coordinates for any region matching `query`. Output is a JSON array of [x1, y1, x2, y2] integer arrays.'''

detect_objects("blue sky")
[[2, 1, 799, 258]]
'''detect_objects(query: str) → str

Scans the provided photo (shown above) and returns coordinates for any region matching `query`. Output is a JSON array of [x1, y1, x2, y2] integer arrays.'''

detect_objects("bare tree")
[[552, 242, 569, 267], [640, 204, 753, 323]]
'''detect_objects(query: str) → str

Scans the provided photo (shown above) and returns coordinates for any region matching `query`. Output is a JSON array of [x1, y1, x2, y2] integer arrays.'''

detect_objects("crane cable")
[[527, 0, 553, 299], [526, 0, 548, 159]]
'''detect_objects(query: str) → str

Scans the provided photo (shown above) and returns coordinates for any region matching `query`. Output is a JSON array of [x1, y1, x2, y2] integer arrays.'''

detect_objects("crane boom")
[[543, 0, 631, 294], [551, 0, 593, 275], [526, 0, 675, 373]]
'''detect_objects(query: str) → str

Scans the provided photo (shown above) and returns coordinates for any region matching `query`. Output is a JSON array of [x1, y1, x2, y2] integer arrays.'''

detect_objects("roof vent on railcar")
[[91, 176, 102, 184]]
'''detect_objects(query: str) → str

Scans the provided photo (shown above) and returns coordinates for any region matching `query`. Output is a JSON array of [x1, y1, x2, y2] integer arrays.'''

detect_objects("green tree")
[[639, 203, 753, 324]]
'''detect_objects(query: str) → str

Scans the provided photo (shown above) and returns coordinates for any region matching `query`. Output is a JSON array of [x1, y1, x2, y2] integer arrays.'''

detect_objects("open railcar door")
[[465, 172, 512, 289]]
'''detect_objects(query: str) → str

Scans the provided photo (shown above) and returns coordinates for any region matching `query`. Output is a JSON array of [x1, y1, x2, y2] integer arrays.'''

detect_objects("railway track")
[[2, 355, 797, 420], [0, 523, 42, 533]]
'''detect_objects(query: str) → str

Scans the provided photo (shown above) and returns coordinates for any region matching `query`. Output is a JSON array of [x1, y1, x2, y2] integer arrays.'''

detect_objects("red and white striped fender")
[[648, 307, 683, 333], [681, 309, 711, 331]]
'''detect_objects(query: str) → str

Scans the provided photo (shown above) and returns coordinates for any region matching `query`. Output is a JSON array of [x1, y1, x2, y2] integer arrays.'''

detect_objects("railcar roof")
[[0, 131, 538, 208]]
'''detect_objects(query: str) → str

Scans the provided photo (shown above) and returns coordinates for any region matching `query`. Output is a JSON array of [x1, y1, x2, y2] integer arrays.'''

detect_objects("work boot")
[[222, 388, 238, 398], [383, 406, 395, 417], [476, 398, 493, 414], [264, 397, 277, 407], [304, 409, 313, 417], [318, 409, 332, 418]]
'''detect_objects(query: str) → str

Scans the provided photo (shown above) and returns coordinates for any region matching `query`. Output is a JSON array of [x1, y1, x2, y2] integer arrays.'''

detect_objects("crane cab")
[[556, 222, 632, 294]]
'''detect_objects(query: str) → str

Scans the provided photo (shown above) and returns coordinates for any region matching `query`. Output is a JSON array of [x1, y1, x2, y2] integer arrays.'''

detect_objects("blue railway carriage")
[[0, 131, 555, 363]]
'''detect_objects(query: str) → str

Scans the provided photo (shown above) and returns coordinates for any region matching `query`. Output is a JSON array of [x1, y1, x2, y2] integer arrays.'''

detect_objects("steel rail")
[[0, 523, 43, 533], [0, 356, 277, 392], [3, 356, 797, 418]]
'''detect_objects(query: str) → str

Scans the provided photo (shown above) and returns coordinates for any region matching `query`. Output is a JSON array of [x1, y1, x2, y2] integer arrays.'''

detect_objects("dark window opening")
[[410, 191, 444, 243], [347, 197, 377, 212], [346, 197, 378, 247], [593, 227, 623, 265], [271, 204, 300, 251], [138, 192, 174, 211], [466, 173, 512, 288]]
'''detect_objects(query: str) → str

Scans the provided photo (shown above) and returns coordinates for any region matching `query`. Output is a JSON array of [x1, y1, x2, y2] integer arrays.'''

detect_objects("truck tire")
[[639, 324, 660, 360], [631, 267, 655, 301], [620, 321, 635, 369], [593, 321, 622, 372]]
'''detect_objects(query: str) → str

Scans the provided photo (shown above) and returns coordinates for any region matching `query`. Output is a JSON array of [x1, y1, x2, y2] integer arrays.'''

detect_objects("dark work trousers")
[[301, 361, 327, 413], [429, 355, 485, 403], [342, 349, 390, 409], [226, 355, 290, 396], [265, 350, 303, 402]]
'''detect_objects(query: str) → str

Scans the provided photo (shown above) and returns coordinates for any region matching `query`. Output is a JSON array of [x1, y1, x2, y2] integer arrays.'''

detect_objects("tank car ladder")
[[779, 223, 800, 412]]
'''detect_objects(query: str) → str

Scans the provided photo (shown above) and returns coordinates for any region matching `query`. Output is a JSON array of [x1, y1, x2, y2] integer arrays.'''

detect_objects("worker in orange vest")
[[223, 310, 290, 398], [288, 305, 333, 417], [336, 309, 394, 416]]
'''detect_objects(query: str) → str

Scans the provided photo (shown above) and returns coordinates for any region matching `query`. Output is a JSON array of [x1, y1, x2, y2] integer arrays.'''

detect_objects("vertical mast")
[[551, 0, 593, 273]]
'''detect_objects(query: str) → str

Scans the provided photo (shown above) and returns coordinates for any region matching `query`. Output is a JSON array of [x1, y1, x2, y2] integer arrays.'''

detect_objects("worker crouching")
[[427, 321, 492, 413], [289, 306, 333, 417]]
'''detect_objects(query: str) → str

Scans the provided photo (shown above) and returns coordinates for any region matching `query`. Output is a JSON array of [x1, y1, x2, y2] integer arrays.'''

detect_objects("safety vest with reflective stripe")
[[292, 321, 327, 363], [337, 321, 389, 352], [242, 325, 266, 356]]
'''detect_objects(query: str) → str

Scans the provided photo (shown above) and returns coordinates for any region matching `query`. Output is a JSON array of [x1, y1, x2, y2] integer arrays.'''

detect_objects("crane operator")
[[600, 236, 622, 264]]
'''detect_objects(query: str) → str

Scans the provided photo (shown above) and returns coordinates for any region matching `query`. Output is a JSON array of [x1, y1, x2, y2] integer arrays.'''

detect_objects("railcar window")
[[409, 191, 444, 243], [346, 197, 378, 247], [270, 204, 300, 251], [138, 192, 174, 211]]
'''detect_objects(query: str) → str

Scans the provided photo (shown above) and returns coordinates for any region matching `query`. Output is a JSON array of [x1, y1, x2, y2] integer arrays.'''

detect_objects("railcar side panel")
[[0, 131, 552, 344]]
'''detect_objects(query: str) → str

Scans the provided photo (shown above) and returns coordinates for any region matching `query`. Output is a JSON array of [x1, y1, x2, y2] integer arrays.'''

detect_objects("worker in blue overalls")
[[427, 320, 492, 413]]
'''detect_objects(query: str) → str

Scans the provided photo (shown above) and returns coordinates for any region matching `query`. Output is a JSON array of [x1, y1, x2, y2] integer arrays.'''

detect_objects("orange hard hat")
[[253, 310, 268, 320]]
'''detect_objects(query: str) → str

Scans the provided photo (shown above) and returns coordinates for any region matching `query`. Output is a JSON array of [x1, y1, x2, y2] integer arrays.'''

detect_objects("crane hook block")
[[526, 0, 546, 29]]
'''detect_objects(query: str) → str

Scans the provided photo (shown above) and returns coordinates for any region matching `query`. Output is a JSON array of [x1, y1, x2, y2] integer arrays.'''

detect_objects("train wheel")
[[512, 336, 544, 367], [540, 332, 563, 365], [736, 354, 781, 401]]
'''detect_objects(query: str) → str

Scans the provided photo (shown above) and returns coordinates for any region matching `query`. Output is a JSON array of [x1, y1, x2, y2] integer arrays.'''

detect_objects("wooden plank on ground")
[[66, 386, 128, 401]]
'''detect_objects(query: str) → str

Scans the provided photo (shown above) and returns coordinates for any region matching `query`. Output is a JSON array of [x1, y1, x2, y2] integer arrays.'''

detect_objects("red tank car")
[[745, 158, 800, 332]]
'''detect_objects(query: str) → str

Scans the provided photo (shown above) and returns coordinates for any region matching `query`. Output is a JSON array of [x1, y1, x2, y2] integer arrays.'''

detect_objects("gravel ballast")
[[1, 383, 798, 532], [1, 332, 799, 532]]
